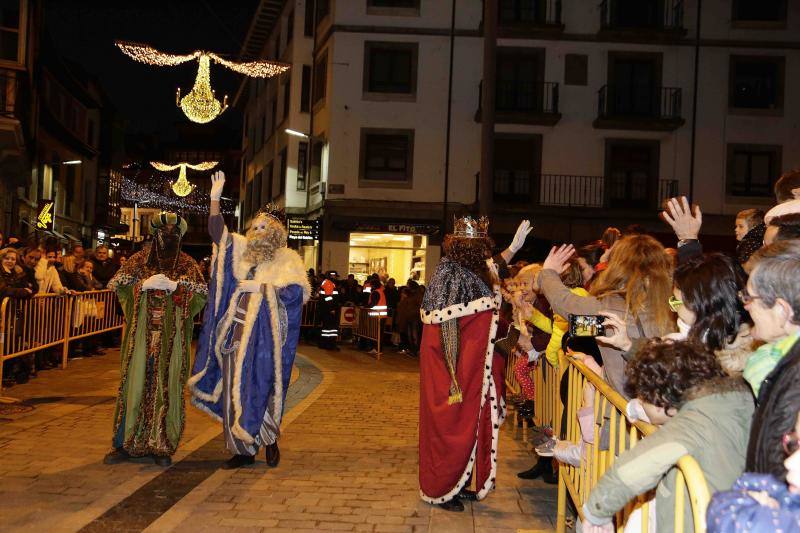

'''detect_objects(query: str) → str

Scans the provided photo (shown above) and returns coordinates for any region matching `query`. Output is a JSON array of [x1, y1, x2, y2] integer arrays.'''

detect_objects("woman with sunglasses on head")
[[601, 252, 755, 378]]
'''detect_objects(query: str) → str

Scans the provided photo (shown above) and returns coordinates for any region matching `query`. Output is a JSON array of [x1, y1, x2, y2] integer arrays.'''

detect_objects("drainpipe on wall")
[[479, 0, 497, 216], [687, 0, 702, 203], [441, 0, 456, 237]]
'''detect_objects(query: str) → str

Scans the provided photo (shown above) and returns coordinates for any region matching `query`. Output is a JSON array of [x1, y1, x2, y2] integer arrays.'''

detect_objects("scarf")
[[744, 332, 800, 397]]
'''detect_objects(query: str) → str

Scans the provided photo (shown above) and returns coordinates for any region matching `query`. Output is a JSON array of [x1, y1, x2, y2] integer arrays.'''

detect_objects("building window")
[[368, 0, 419, 7], [366, 0, 421, 15], [245, 178, 254, 220], [279, 147, 288, 197], [264, 162, 274, 200], [271, 99, 278, 136], [494, 135, 540, 203], [727, 144, 781, 197], [316, 0, 329, 24], [496, 48, 545, 112], [286, 10, 294, 43], [564, 54, 588, 86], [605, 140, 660, 209], [729, 55, 784, 111], [283, 77, 291, 121], [0, 0, 20, 62], [732, 0, 786, 24], [275, 27, 282, 59], [255, 111, 264, 148], [304, 0, 314, 36], [297, 142, 308, 190], [363, 42, 418, 96], [359, 129, 414, 186], [313, 52, 327, 106], [300, 65, 311, 112], [310, 142, 323, 186], [252, 171, 262, 214]]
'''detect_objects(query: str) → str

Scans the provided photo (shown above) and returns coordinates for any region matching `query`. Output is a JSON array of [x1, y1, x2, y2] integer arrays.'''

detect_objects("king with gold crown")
[[189, 171, 311, 470], [418, 214, 531, 511]]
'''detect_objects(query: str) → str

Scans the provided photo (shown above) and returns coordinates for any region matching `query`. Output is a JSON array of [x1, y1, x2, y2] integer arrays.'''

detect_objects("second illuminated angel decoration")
[[116, 41, 290, 124], [150, 161, 219, 197]]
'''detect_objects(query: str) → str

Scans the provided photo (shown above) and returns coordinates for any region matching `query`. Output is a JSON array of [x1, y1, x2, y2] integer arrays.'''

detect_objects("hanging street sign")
[[36, 199, 55, 231], [287, 218, 321, 241]]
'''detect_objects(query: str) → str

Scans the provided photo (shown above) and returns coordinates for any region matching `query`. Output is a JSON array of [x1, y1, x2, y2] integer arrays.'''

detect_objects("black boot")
[[222, 454, 255, 469], [542, 468, 558, 485], [517, 457, 552, 480], [152, 455, 172, 467], [265, 442, 280, 467], [103, 448, 131, 465], [438, 498, 464, 512], [457, 489, 478, 501]]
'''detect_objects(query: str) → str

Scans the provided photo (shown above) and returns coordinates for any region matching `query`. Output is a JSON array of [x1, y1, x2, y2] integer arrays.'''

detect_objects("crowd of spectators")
[[501, 168, 800, 531], [0, 236, 125, 386]]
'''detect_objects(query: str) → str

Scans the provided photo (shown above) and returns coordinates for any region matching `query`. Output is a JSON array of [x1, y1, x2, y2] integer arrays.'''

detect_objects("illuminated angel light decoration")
[[116, 41, 290, 124], [150, 161, 219, 197]]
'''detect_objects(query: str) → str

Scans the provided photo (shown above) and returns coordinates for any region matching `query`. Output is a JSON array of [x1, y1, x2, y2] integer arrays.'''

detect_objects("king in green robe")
[[104, 212, 207, 466]]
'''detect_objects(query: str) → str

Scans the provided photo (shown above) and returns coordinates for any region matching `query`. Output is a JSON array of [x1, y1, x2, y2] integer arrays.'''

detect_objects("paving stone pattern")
[[0, 343, 557, 532]]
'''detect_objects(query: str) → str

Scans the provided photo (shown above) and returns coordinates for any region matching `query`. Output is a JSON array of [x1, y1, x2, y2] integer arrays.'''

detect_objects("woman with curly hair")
[[582, 340, 754, 533]]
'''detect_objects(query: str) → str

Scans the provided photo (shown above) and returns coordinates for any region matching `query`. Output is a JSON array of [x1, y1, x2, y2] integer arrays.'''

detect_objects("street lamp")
[[285, 128, 324, 142], [62, 160, 82, 165]]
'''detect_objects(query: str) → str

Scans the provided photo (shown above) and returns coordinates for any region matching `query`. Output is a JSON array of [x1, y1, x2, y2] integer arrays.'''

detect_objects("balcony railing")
[[536, 174, 679, 209], [596, 85, 683, 128], [478, 80, 560, 124], [600, 0, 684, 32], [499, 0, 562, 26]]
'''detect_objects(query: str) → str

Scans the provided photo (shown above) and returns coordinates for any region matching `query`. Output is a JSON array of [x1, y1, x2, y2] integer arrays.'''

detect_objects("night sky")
[[44, 0, 261, 142]]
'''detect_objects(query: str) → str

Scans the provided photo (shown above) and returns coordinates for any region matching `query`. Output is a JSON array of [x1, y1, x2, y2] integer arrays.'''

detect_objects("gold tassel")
[[448, 390, 463, 405]]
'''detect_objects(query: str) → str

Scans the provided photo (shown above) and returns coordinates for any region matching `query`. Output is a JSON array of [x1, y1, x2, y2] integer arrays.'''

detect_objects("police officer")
[[317, 271, 340, 350]]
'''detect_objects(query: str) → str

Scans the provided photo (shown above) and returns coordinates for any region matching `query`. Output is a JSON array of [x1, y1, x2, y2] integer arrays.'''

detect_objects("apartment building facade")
[[238, 0, 800, 282]]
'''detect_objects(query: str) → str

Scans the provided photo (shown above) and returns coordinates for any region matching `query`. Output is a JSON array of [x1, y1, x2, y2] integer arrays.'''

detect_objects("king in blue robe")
[[190, 176, 310, 468]]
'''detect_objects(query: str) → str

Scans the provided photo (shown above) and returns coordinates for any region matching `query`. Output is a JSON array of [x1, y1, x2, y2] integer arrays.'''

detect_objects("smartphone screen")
[[569, 314, 606, 337]]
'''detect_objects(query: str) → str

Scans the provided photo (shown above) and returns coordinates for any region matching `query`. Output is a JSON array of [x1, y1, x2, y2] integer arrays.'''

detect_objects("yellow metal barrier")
[[547, 354, 711, 533], [0, 290, 124, 390], [352, 306, 385, 359]]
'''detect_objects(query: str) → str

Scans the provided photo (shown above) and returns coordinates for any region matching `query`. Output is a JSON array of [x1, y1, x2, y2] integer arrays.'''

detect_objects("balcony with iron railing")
[[492, 173, 679, 211], [594, 85, 684, 131], [599, 0, 686, 36], [497, 0, 564, 35], [476, 79, 561, 126]]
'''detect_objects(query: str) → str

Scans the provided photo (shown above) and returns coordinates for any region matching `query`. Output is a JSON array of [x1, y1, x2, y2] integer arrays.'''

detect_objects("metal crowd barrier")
[[0, 290, 124, 390], [533, 353, 711, 533], [352, 306, 386, 359], [301, 298, 318, 329]]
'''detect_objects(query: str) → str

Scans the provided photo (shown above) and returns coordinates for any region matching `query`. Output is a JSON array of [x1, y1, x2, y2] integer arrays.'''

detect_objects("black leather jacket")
[[746, 336, 800, 480]]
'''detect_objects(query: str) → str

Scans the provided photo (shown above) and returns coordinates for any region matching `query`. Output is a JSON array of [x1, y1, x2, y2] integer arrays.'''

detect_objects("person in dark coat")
[[89, 245, 118, 288], [0, 247, 36, 383], [742, 241, 800, 481]]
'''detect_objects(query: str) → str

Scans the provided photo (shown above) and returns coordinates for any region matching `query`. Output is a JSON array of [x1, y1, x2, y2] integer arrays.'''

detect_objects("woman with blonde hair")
[[538, 235, 675, 397]]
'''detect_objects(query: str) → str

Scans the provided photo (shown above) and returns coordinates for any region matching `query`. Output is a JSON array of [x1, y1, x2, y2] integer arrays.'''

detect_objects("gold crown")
[[453, 215, 490, 238]]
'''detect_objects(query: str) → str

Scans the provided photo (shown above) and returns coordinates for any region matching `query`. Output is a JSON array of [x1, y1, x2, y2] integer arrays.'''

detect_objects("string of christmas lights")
[[120, 176, 235, 215], [115, 41, 290, 123], [149, 161, 219, 197]]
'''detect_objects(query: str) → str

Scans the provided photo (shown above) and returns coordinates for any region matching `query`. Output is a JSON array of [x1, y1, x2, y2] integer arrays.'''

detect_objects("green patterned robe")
[[108, 248, 207, 457]]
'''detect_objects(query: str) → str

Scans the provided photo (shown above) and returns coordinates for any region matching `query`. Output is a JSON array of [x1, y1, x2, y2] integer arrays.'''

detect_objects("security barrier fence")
[[0, 290, 124, 390], [508, 349, 711, 532]]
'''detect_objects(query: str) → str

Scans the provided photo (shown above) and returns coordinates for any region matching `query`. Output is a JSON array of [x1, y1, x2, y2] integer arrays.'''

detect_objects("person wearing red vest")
[[318, 271, 340, 350]]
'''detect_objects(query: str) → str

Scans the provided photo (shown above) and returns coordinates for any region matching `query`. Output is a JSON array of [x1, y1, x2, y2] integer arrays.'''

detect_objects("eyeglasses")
[[783, 431, 800, 455], [738, 289, 763, 306], [668, 295, 683, 313]]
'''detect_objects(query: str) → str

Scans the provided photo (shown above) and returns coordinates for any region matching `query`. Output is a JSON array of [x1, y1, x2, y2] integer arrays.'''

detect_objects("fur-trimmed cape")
[[189, 226, 310, 444]]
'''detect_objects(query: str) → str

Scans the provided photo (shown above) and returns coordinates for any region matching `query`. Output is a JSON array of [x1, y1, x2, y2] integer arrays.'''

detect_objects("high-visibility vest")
[[320, 279, 337, 295], [369, 286, 388, 317]]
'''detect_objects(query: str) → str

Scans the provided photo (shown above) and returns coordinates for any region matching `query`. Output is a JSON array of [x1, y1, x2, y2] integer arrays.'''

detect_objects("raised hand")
[[210, 171, 226, 201], [509, 220, 532, 253], [596, 310, 632, 351], [661, 196, 702, 241], [542, 244, 575, 274]]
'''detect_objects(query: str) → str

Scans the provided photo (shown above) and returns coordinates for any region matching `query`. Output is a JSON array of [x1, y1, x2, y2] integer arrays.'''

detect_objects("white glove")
[[141, 274, 178, 293], [239, 280, 263, 293], [210, 171, 225, 201], [625, 399, 651, 424], [509, 220, 532, 253]]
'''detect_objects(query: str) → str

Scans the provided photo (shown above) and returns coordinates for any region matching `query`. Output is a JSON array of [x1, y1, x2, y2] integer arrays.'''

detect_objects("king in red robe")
[[418, 216, 509, 512]]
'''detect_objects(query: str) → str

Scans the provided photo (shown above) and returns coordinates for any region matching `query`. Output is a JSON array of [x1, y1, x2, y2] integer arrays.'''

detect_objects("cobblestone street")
[[0, 344, 556, 532]]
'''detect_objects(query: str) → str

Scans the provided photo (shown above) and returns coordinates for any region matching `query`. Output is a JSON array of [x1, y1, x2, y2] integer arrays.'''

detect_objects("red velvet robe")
[[418, 292, 506, 503]]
